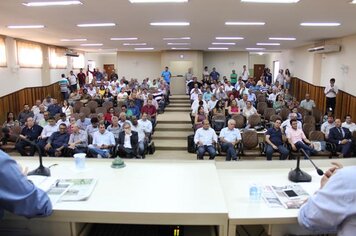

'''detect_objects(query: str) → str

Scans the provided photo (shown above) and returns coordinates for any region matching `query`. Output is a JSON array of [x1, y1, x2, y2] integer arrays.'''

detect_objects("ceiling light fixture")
[[212, 42, 236, 45], [77, 23, 116, 27], [171, 48, 190, 50], [80, 43, 103, 46], [7, 25, 45, 29], [123, 43, 147, 46], [257, 43, 280, 46], [163, 37, 191, 40], [167, 43, 190, 45], [241, 0, 299, 3], [208, 47, 229, 50], [300, 22, 341, 27], [23, 1, 82, 6], [134, 47, 154, 50], [269, 37, 296, 40], [60, 38, 87, 42], [216, 37, 244, 40], [150, 22, 190, 26], [351, 0, 356, 3], [111, 37, 138, 41], [129, 0, 188, 2], [246, 47, 266, 50], [225, 22, 265, 25]]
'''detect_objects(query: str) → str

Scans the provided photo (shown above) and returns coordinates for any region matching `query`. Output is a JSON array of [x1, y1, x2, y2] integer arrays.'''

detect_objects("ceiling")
[[1, 0, 356, 53]]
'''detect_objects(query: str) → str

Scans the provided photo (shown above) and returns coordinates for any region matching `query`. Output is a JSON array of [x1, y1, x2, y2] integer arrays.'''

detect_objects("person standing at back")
[[324, 78, 338, 113], [161, 66, 171, 85]]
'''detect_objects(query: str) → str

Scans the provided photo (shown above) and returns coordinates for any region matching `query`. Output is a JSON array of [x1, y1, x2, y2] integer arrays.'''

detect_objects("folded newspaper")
[[28, 176, 97, 203], [262, 185, 309, 209]]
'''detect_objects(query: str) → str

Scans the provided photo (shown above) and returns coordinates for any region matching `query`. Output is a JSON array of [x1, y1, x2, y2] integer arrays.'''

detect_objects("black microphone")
[[300, 148, 324, 176], [20, 137, 51, 177]]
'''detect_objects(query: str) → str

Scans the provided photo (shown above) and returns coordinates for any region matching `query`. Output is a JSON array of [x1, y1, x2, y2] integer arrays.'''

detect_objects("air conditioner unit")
[[65, 49, 79, 57], [308, 44, 341, 53]]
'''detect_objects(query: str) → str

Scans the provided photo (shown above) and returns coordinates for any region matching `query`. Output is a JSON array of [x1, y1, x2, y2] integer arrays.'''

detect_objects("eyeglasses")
[[123, 127, 130, 129]]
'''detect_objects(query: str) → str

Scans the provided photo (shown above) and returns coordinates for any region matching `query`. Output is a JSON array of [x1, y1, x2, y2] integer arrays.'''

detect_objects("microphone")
[[20, 137, 51, 177], [300, 148, 324, 176]]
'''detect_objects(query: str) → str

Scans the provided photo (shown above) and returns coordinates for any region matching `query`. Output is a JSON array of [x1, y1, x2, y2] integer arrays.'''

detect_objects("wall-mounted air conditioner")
[[308, 44, 341, 53], [65, 49, 79, 57]]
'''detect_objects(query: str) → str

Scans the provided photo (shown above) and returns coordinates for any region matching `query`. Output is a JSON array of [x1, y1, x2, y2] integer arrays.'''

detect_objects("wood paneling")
[[290, 77, 356, 120], [0, 83, 61, 123]]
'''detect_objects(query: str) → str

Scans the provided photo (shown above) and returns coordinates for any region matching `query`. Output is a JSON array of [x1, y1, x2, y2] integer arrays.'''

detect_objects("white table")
[[3, 158, 228, 236], [216, 159, 356, 236]]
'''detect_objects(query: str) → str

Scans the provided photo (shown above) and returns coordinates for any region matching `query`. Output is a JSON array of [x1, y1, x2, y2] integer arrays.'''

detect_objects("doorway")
[[273, 61, 280, 84], [104, 64, 115, 81], [253, 64, 265, 82]]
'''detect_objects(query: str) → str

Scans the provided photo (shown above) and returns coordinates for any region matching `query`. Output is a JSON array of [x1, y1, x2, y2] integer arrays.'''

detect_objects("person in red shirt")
[[141, 99, 157, 126], [104, 107, 115, 126], [77, 68, 87, 88]]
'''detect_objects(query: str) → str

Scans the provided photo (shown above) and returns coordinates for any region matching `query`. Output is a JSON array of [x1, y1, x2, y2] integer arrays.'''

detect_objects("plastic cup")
[[74, 153, 86, 170]]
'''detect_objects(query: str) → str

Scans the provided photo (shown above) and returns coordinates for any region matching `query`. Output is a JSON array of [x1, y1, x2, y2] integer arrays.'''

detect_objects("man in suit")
[[328, 118, 353, 158], [117, 122, 139, 158]]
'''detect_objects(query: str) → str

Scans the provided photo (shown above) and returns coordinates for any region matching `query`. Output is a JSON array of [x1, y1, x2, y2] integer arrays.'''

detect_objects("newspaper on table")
[[262, 184, 309, 209], [28, 176, 97, 203]]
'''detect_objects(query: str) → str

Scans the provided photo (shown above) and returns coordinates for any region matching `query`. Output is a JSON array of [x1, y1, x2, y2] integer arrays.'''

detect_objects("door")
[[253, 64, 265, 82], [103, 64, 115, 80], [273, 61, 280, 84]]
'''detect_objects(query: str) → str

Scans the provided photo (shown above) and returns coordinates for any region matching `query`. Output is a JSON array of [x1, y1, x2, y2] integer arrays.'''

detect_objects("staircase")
[[149, 95, 196, 160]]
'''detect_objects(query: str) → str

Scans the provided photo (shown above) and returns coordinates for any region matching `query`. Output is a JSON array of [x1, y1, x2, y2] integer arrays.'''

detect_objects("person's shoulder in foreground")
[[0, 150, 52, 218], [298, 162, 356, 236]]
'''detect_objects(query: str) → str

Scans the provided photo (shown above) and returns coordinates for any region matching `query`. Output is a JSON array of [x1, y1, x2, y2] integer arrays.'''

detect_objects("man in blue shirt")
[[264, 118, 289, 160], [0, 150, 52, 218], [44, 123, 70, 157], [298, 162, 356, 236], [16, 117, 43, 156], [161, 66, 171, 84], [209, 67, 220, 82]]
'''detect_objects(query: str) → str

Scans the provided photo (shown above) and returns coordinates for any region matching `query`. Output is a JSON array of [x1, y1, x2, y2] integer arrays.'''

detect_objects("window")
[[72, 52, 85, 69], [16, 40, 43, 68], [0, 37, 6, 67], [49, 47, 67, 69]]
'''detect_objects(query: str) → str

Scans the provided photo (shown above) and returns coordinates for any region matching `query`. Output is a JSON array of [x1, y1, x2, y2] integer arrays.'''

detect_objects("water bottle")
[[249, 184, 261, 202]]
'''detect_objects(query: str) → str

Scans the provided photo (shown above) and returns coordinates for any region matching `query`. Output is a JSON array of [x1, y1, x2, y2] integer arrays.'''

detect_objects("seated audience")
[[321, 115, 335, 139], [342, 115, 356, 132], [227, 100, 240, 117], [219, 119, 241, 161], [16, 117, 43, 156], [56, 113, 70, 127], [18, 104, 34, 126], [107, 116, 121, 140], [88, 123, 115, 158], [194, 106, 208, 130], [34, 105, 46, 125], [300, 93, 316, 113], [131, 117, 146, 158], [43, 123, 69, 157], [61, 100, 73, 117], [31, 100, 43, 115], [141, 99, 157, 126], [47, 99, 62, 117], [243, 101, 258, 120], [328, 118, 353, 158], [65, 123, 88, 156], [76, 113, 91, 131], [273, 94, 286, 113], [194, 120, 218, 160], [86, 117, 99, 138], [212, 100, 225, 117], [116, 122, 139, 158], [265, 118, 289, 161]]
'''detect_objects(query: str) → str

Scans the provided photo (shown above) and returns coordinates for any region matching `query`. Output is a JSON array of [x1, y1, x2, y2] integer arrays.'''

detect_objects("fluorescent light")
[[167, 43, 190, 45], [134, 47, 154, 50], [351, 0, 356, 3], [23, 1, 82, 6], [300, 22, 341, 27], [225, 22, 265, 26], [129, 0, 188, 2], [77, 23, 116, 27], [163, 37, 191, 40], [212, 42, 236, 45], [241, 0, 299, 3], [216, 37, 244, 40], [208, 47, 229, 50], [111, 37, 138, 41], [171, 48, 190, 50], [269, 37, 296, 40], [7, 25, 45, 29], [258, 52, 264, 55], [123, 43, 147, 46], [80, 43, 103, 46], [246, 47, 265, 50], [257, 43, 280, 46], [61, 38, 87, 42], [150, 22, 190, 26]]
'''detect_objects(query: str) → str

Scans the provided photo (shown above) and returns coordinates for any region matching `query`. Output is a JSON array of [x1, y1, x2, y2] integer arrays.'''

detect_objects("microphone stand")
[[21, 138, 51, 176], [288, 149, 312, 183]]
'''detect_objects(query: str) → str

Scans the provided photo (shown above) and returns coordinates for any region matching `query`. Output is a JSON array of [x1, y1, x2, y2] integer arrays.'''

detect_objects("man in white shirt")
[[342, 115, 356, 132], [194, 120, 218, 160], [207, 95, 218, 112], [268, 89, 278, 103], [38, 116, 58, 155], [31, 100, 43, 115], [282, 113, 302, 135], [241, 65, 249, 83], [321, 115, 335, 139], [324, 78, 338, 113], [88, 123, 115, 158], [138, 113, 153, 135], [68, 70, 78, 93], [300, 93, 316, 113], [219, 119, 241, 161], [191, 94, 208, 113], [276, 69, 285, 87], [131, 117, 147, 158]]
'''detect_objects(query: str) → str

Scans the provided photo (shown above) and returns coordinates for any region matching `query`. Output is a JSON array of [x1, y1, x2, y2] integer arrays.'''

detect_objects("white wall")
[[203, 52, 249, 79]]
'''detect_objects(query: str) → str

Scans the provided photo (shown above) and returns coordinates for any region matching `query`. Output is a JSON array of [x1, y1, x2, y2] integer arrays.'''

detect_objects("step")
[[153, 131, 193, 140], [165, 107, 191, 112], [155, 139, 187, 151], [169, 103, 191, 108], [170, 99, 191, 103], [145, 150, 197, 160], [158, 120, 191, 124], [170, 95, 190, 99], [157, 112, 192, 122], [155, 123, 192, 132]]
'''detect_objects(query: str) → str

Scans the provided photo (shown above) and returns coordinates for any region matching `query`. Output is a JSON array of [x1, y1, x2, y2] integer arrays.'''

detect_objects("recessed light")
[[23, 1, 82, 6], [216, 37, 244, 40], [7, 25, 45, 29], [246, 47, 266, 50], [111, 37, 138, 41], [257, 43, 280, 46], [241, 0, 299, 3], [269, 37, 296, 40], [60, 38, 87, 42], [123, 43, 147, 46], [225, 22, 265, 26], [134, 47, 154, 50], [208, 47, 229, 50], [150, 22, 190, 26], [212, 42, 236, 45], [163, 37, 191, 40], [167, 43, 190, 45], [80, 43, 103, 46], [77, 23, 116, 27], [300, 22, 341, 27], [171, 48, 190, 50], [129, 0, 188, 2]]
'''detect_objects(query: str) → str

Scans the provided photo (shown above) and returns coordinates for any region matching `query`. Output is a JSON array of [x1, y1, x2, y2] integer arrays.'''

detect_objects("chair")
[[87, 101, 98, 113], [95, 107, 107, 115], [54, 113, 61, 122], [257, 94, 266, 103], [80, 107, 91, 117], [257, 102, 267, 115], [231, 114, 245, 129], [279, 108, 290, 121], [114, 107, 121, 117], [266, 115, 282, 128], [73, 101, 84, 113], [0, 126, 21, 153], [304, 115, 316, 124], [102, 101, 114, 110], [312, 108, 323, 129], [309, 131, 333, 158], [263, 108, 276, 123], [248, 114, 262, 128], [302, 123, 316, 139], [240, 130, 261, 158], [211, 115, 226, 132]]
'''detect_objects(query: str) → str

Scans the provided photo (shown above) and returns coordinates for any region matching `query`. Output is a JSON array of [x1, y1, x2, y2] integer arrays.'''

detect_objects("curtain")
[[16, 40, 43, 68], [0, 37, 6, 67], [49, 47, 67, 69]]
